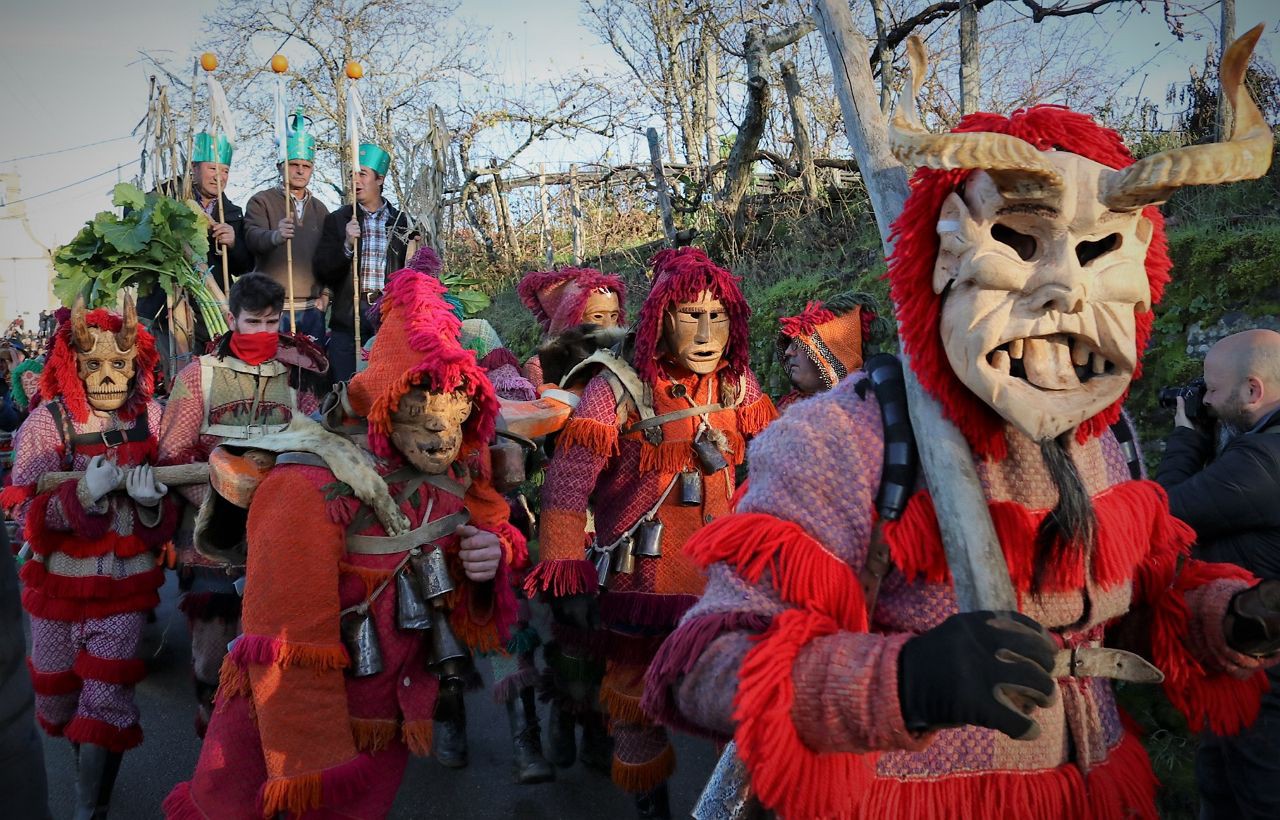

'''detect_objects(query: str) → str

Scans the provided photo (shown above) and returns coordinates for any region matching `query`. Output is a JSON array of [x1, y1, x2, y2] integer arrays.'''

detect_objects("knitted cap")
[[778, 301, 868, 388], [346, 270, 498, 459], [632, 247, 750, 384], [517, 267, 627, 337]]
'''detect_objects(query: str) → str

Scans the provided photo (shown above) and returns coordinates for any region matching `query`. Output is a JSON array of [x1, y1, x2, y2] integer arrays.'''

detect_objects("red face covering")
[[230, 331, 280, 366]]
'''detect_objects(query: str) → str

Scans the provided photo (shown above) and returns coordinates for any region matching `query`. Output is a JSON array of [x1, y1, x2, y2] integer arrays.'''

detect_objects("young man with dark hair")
[[314, 142, 412, 384], [157, 272, 328, 735]]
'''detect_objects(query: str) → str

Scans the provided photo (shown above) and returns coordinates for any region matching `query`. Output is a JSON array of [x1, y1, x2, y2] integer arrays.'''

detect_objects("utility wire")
[[3, 159, 142, 207], [1, 135, 133, 166]]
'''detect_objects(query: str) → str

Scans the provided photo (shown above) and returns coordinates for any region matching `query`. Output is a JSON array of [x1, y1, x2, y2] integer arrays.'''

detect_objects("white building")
[[0, 172, 57, 325]]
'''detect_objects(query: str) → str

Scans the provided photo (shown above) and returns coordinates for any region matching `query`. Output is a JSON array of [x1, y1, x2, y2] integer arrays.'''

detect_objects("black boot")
[[635, 781, 672, 820], [506, 688, 555, 784], [433, 689, 469, 769], [578, 709, 613, 774], [545, 701, 577, 768], [74, 744, 123, 820]]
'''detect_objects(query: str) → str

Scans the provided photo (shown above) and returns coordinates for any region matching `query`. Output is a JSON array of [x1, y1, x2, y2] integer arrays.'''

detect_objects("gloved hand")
[[551, 594, 599, 632], [125, 464, 168, 507], [1226, 580, 1280, 656], [82, 454, 124, 505], [898, 610, 1058, 740]]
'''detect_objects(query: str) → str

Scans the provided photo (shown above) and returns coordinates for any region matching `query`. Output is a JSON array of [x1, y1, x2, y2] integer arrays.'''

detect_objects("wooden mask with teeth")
[[71, 294, 139, 413], [889, 30, 1272, 443], [388, 388, 473, 475]]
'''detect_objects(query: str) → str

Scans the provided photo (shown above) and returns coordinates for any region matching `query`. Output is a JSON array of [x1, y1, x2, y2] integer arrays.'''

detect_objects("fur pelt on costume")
[[537, 324, 627, 388]]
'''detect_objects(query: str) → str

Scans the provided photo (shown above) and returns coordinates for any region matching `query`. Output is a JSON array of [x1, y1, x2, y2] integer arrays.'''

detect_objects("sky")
[[0, 0, 1276, 319]]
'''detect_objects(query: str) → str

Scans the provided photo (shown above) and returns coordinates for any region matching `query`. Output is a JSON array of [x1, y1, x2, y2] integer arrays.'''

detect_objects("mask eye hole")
[[991, 223, 1037, 261], [1076, 233, 1122, 266]]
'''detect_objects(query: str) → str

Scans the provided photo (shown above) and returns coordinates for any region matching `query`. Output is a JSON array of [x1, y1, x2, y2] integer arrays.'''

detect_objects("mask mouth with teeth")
[[887, 30, 1271, 455], [388, 388, 473, 475]]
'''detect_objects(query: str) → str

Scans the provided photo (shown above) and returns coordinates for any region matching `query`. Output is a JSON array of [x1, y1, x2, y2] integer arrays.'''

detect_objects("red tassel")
[[734, 608, 875, 819], [27, 659, 80, 696], [735, 393, 778, 437], [73, 653, 146, 686], [558, 417, 619, 457], [523, 559, 597, 598], [0, 483, 34, 512], [161, 782, 205, 820], [64, 716, 143, 752]]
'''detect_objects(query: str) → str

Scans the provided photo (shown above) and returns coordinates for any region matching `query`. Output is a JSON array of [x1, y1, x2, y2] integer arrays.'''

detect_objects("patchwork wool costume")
[[517, 267, 626, 387], [644, 50, 1278, 820], [157, 331, 327, 735], [4, 305, 175, 753], [528, 248, 775, 801], [164, 271, 523, 819]]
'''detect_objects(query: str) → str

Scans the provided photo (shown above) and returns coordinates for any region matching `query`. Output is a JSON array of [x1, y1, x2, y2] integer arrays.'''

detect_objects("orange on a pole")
[[345, 61, 364, 80], [270, 54, 289, 74], [200, 52, 218, 72]]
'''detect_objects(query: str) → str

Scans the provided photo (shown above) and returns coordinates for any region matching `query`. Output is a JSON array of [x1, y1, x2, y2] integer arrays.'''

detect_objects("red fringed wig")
[[632, 247, 751, 384], [41, 305, 160, 424], [517, 267, 628, 338], [888, 105, 1170, 461]]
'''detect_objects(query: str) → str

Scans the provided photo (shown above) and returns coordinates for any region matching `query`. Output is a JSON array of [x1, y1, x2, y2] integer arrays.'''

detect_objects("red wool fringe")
[[736, 393, 778, 437], [402, 720, 434, 756], [27, 659, 81, 696], [21, 581, 160, 622], [64, 716, 143, 752], [557, 417, 619, 457], [73, 653, 146, 686], [351, 718, 399, 753], [600, 683, 649, 725], [217, 657, 252, 702], [259, 753, 378, 818], [882, 480, 1195, 597], [639, 440, 693, 474], [0, 483, 34, 512], [160, 782, 204, 820], [230, 634, 350, 672], [734, 609, 876, 819], [598, 591, 698, 630], [20, 561, 164, 602], [1145, 555, 1267, 734], [492, 665, 542, 703], [611, 744, 676, 794], [523, 558, 597, 598]]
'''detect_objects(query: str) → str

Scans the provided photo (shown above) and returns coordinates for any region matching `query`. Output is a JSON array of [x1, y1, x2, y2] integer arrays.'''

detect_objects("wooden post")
[[703, 30, 721, 189], [569, 164, 584, 265], [647, 128, 677, 246], [781, 60, 820, 203], [812, 0, 1013, 612], [1217, 0, 1236, 141], [538, 163, 553, 267], [959, 0, 981, 116]]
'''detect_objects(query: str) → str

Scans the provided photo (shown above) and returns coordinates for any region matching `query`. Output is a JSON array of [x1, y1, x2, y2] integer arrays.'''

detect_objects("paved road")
[[39, 574, 718, 819]]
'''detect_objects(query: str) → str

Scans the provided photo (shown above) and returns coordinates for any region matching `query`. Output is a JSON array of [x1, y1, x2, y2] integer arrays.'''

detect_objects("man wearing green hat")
[[244, 110, 331, 343], [141, 132, 252, 359], [315, 142, 412, 383]]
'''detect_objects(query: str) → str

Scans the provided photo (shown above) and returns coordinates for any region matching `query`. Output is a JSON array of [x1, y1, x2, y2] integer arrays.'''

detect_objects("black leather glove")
[[898, 610, 1058, 740], [551, 594, 600, 631], [1226, 580, 1280, 656]]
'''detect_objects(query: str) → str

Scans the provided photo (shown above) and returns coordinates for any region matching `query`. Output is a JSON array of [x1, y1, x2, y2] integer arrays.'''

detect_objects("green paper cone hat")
[[193, 132, 234, 165], [358, 143, 390, 176], [285, 108, 316, 162]]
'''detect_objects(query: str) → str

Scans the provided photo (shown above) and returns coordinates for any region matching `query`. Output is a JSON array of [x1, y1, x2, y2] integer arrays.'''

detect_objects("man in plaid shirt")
[[315, 143, 413, 384]]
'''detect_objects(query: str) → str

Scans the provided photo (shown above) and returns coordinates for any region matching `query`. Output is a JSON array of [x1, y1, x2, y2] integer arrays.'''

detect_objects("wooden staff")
[[346, 61, 365, 372], [200, 52, 231, 296], [37, 463, 209, 495], [271, 55, 297, 333]]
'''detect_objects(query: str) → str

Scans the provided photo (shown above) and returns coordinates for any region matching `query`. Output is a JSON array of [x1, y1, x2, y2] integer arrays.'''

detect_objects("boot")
[[578, 709, 613, 774], [433, 688, 469, 769], [635, 781, 672, 820], [194, 679, 218, 739], [73, 744, 123, 820], [545, 701, 577, 768], [506, 688, 555, 784]]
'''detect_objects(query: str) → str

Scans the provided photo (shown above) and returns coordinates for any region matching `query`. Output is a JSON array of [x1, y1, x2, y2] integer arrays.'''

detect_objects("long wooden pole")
[[349, 72, 363, 373], [647, 127, 676, 246], [203, 56, 232, 297]]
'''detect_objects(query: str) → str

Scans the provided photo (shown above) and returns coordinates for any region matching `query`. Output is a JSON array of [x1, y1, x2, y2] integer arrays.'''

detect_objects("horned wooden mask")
[[890, 29, 1272, 442], [71, 295, 139, 412], [388, 387, 473, 475]]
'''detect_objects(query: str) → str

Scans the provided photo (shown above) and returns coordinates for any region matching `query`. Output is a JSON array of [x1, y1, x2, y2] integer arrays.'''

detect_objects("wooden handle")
[[37, 463, 210, 495]]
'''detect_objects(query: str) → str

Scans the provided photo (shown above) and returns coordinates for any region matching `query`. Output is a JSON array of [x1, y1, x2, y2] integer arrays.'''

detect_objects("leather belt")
[[362, 289, 383, 305], [1051, 646, 1164, 683], [346, 510, 470, 555]]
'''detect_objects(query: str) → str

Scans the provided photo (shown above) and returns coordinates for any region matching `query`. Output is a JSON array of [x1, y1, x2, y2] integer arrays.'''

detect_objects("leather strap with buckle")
[[362, 289, 383, 305], [346, 510, 471, 555], [1050, 645, 1164, 683]]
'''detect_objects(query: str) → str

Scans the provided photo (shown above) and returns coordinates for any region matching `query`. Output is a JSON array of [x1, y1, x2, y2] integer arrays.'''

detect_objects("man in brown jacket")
[[244, 111, 330, 343]]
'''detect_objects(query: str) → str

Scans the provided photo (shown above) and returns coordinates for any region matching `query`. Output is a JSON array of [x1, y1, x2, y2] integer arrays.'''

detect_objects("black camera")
[[1158, 377, 1209, 422]]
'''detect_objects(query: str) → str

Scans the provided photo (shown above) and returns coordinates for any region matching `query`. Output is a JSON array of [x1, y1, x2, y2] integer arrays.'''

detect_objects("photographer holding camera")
[[1156, 328, 1280, 819]]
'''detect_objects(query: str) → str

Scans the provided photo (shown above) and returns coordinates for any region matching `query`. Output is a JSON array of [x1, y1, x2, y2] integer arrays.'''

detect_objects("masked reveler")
[[3, 297, 175, 820], [164, 269, 522, 819], [527, 247, 776, 817], [643, 31, 1280, 820], [775, 292, 881, 412], [156, 272, 327, 736], [517, 266, 626, 388]]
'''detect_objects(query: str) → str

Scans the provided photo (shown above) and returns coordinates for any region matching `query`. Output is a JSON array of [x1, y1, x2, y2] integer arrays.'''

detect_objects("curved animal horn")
[[1103, 24, 1273, 211], [115, 292, 138, 353], [70, 296, 94, 353], [889, 36, 1062, 199]]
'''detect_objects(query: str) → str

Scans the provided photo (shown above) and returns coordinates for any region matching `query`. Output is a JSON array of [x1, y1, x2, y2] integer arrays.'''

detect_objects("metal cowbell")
[[340, 608, 384, 678], [396, 569, 433, 631]]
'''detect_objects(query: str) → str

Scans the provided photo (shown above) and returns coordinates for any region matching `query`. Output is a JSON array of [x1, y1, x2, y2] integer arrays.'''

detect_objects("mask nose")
[[694, 313, 711, 344], [1023, 282, 1086, 315]]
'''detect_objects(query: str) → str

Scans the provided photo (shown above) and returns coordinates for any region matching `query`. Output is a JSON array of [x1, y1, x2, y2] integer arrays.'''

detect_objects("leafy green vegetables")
[[52, 183, 228, 335]]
